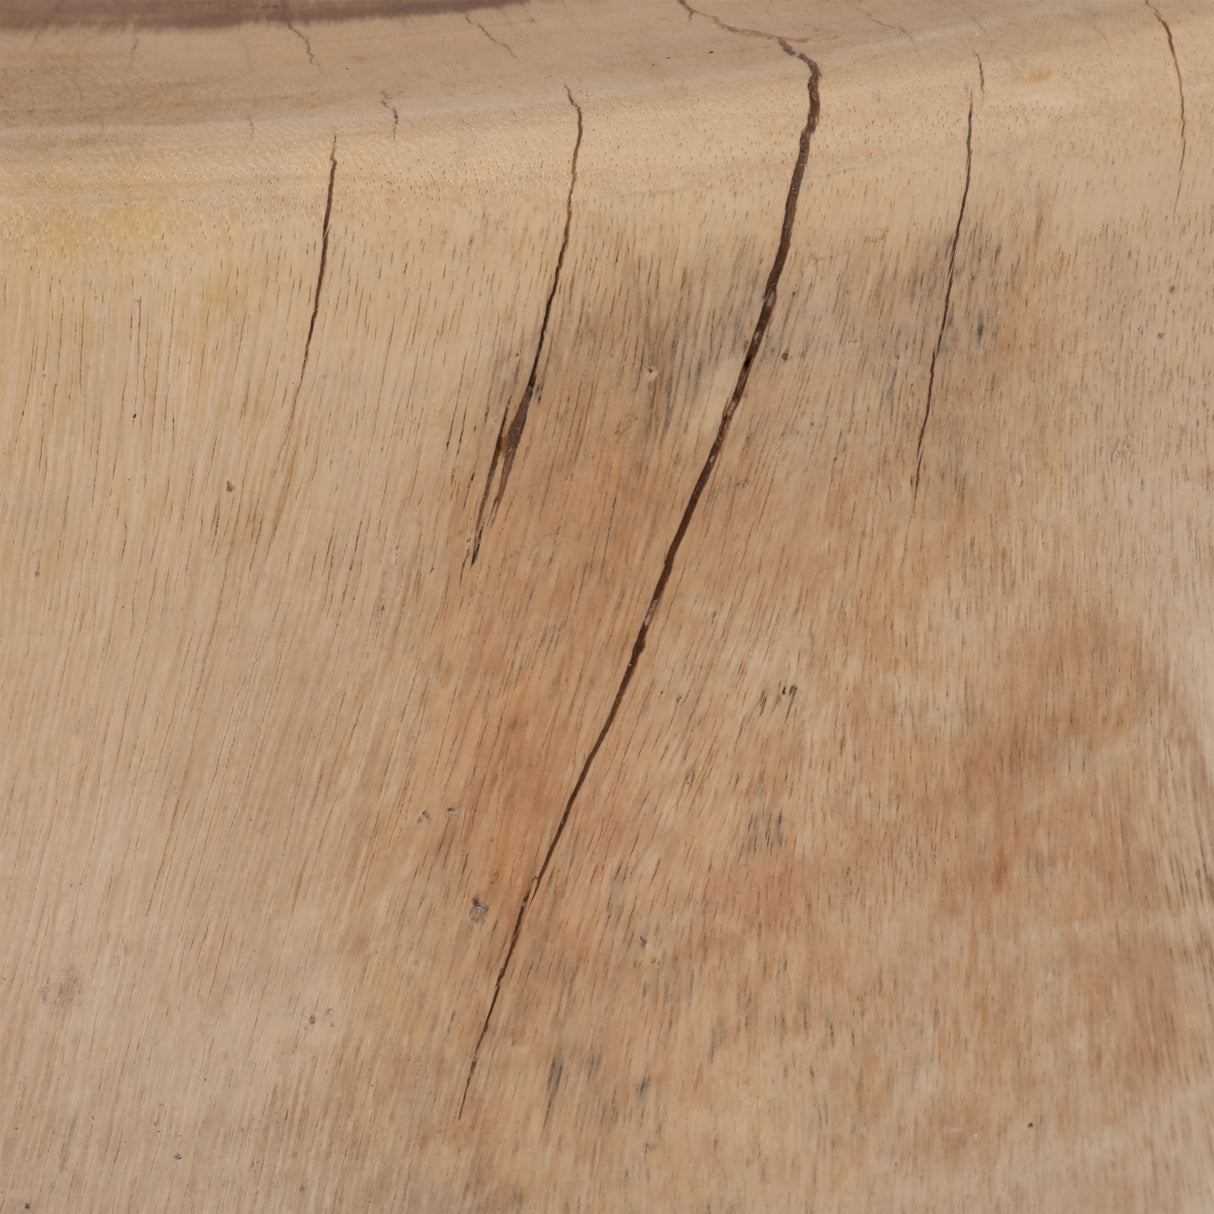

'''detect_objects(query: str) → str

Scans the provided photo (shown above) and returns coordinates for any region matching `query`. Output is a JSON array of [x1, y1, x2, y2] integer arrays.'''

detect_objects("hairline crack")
[[912, 98, 972, 504], [1144, 0, 1186, 209], [458, 13, 820, 1118], [465, 11, 517, 57]]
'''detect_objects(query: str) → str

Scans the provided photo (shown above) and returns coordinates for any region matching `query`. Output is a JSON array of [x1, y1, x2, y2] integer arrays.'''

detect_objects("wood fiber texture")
[[2, 0, 1213, 1209]]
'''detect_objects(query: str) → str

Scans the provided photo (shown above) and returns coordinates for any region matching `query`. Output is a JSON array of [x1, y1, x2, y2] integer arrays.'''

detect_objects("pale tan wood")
[[2, 0, 1213, 1209]]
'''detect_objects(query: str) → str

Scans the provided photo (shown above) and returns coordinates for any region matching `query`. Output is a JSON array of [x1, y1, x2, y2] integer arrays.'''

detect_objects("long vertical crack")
[[911, 100, 972, 504], [459, 22, 820, 1118], [293, 137, 337, 414], [1145, 0, 1187, 208], [469, 88, 582, 566]]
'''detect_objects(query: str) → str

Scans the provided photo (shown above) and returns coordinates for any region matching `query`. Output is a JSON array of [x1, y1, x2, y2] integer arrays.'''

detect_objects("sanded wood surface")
[[3, 0, 1213, 1208]]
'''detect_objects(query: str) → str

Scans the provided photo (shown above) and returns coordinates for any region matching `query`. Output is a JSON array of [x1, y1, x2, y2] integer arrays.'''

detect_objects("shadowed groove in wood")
[[912, 98, 972, 504], [0, 0, 525, 29], [469, 87, 582, 566], [458, 26, 822, 1120]]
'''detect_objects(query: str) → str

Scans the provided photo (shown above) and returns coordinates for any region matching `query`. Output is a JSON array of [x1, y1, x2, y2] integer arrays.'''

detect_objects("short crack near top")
[[912, 100, 972, 504], [469, 87, 582, 566], [1145, 0, 1186, 208], [283, 9, 316, 67], [846, 1, 917, 51], [458, 13, 821, 1118], [465, 11, 518, 57]]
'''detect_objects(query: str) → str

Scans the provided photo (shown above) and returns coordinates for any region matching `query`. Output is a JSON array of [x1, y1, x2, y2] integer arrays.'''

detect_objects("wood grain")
[[2, 0, 1213, 1208]]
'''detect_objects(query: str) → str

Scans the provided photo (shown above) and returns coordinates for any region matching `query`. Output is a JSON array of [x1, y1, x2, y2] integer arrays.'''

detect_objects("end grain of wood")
[[2, 0, 1213, 1209]]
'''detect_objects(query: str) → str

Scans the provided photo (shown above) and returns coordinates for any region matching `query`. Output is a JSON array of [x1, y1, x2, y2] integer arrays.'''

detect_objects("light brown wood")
[[3, 0, 1213, 1208]]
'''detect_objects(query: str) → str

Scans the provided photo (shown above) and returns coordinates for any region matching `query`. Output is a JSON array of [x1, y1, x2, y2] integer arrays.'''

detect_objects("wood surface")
[[3, 0, 1213, 1209]]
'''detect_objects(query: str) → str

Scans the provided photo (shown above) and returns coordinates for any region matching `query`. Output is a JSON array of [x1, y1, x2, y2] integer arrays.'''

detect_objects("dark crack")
[[912, 99, 972, 504], [381, 92, 399, 138], [283, 5, 316, 66], [465, 10, 517, 56], [458, 15, 821, 1118], [293, 137, 337, 414], [974, 50, 985, 95], [469, 87, 582, 566], [1145, 0, 1186, 208]]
